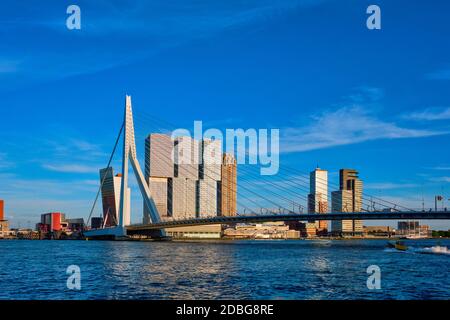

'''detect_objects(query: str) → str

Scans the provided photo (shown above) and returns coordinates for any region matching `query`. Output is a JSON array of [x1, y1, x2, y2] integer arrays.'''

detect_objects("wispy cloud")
[[426, 68, 450, 80], [70, 139, 103, 152], [365, 182, 419, 190], [0, 58, 20, 73], [1, 0, 328, 85], [39, 137, 109, 174], [0, 172, 99, 222], [346, 86, 384, 103], [47, 138, 108, 159], [0, 134, 115, 224], [425, 166, 450, 171], [280, 106, 445, 153], [0, 152, 14, 170], [428, 176, 450, 183], [77, 0, 327, 37], [403, 107, 450, 121], [0, 174, 99, 196], [42, 163, 100, 174]]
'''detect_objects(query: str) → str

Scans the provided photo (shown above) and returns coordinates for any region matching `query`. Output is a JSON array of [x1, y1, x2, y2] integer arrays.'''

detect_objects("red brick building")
[[0, 200, 4, 221]]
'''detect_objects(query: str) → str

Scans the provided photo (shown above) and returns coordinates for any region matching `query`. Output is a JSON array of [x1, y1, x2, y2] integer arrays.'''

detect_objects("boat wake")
[[385, 245, 450, 256], [384, 247, 416, 254], [413, 246, 450, 256]]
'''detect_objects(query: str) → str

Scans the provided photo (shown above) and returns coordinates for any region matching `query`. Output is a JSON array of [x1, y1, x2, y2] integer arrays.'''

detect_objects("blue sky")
[[0, 0, 449, 229]]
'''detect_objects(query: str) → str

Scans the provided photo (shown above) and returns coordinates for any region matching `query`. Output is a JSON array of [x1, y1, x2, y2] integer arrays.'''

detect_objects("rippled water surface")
[[0, 239, 449, 300]]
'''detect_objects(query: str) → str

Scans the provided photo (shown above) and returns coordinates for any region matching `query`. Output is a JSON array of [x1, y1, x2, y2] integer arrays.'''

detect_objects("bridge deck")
[[126, 211, 450, 231]]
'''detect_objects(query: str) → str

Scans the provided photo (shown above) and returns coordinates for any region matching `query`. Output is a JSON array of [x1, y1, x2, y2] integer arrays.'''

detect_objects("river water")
[[0, 239, 448, 300]]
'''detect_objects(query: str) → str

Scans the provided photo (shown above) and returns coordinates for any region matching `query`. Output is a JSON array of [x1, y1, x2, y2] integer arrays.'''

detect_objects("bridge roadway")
[[126, 210, 450, 232]]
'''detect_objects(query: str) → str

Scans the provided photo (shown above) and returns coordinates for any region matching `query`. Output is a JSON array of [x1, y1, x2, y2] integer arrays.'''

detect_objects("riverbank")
[[3, 236, 449, 242]]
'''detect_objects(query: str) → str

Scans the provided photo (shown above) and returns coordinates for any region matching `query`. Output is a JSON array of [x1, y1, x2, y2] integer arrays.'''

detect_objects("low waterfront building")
[[363, 226, 393, 237], [299, 222, 317, 238], [165, 224, 222, 239], [287, 221, 329, 238], [0, 221, 11, 239], [0, 199, 4, 221], [91, 217, 103, 229], [37, 212, 65, 232], [223, 222, 300, 240], [396, 221, 431, 238], [12, 229, 40, 240], [0, 200, 11, 238], [66, 218, 85, 232], [36, 213, 86, 238]]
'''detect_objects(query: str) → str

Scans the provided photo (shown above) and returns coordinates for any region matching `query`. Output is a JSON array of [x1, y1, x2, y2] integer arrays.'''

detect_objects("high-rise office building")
[[100, 167, 131, 227], [331, 169, 363, 236], [145, 135, 201, 221], [195, 139, 222, 217], [307, 168, 328, 234], [145, 134, 174, 178], [174, 136, 199, 180], [100, 167, 120, 226], [146, 177, 169, 220], [171, 136, 199, 219], [218, 154, 237, 216], [144, 134, 223, 220], [197, 178, 217, 217], [200, 138, 222, 181], [185, 179, 197, 218], [167, 177, 198, 220], [331, 190, 354, 234], [168, 177, 185, 218], [144, 134, 174, 222]]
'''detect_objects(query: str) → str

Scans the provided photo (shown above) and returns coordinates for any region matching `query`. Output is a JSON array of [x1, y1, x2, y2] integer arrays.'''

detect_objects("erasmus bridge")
[[84, 96, 450, 240]]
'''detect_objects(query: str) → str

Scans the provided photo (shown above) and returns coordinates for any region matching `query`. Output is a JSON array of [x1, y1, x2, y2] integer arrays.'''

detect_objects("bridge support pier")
[[83, 226, 127, 240], [126, 228, 170, 241], [84, 227, 170, 241]]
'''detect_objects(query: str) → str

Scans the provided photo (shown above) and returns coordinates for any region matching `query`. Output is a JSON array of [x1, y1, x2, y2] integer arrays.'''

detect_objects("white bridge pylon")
[[86, 95, 164, 238], [117, 95, 164, 235]]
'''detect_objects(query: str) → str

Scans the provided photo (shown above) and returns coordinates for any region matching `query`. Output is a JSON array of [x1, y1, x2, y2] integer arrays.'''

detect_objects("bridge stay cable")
[[125, 106, 417, 229], [132, 119, 260, 216], [240, 164, 372, 212], [133, 113, 387, 215], [133, 119, 286, 217], [236, 147, 414, 212], [278, 164, 415, 212], [133, 110, 378, 216], [133, 118, 261, 217], [86, 121, 124, 227]]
